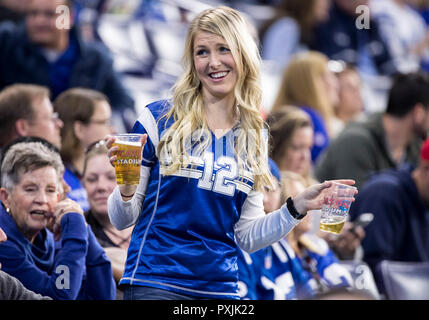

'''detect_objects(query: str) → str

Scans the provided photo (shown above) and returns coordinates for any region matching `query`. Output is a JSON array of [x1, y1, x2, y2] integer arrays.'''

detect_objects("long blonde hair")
[[272, 51, 334, 133], [158, 6, 275, 191]]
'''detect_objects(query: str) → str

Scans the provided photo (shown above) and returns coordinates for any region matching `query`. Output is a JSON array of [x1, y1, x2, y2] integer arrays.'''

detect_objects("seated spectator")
[[309, 0, 396, 76], [371, 0, 429, 73], [316, 71, 429, 189], [0, 141, 115, 299], [238, 160, 352, 300], [349, 138, 429, 295], [0, 0, 135, 131], [266, 105, 318, 186], [331, 63, 365, 137], [276, 171, 353, 299], [82, 140, 132, 298], [267, 105, 365, 260], [0, 84, 63, 154], [0, 226, 52, 300], [260, 0, 331, 70], [54, 88, 114, 212], [271, 51, 339, 162]]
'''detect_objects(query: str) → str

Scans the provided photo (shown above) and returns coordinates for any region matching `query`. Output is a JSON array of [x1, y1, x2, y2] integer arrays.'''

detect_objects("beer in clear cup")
[[319, 182, 357, 234], [112, 134, 143, 185]]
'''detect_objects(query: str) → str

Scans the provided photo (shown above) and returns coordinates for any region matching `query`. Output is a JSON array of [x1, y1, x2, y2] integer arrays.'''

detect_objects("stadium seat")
[[338, 260, 380, 300], [379, 260, 429, 300]]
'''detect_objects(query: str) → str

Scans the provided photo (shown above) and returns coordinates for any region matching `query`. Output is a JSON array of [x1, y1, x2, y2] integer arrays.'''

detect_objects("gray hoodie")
[[0, 270, 52, 300]]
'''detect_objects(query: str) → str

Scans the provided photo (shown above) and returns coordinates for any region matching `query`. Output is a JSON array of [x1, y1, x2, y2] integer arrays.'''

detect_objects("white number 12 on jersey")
[[197, 152, 238, 196]]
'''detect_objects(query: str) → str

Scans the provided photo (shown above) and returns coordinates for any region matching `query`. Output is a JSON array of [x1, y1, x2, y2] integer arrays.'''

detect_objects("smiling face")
[[193, 31, 238, 102], [0, 166, 59, 242]]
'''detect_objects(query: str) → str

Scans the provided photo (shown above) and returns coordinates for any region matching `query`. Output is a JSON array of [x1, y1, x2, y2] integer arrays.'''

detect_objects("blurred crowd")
[[0, 0, 429, 300]]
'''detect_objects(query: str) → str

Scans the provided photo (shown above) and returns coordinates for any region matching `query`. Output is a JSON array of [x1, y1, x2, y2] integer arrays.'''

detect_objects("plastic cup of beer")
[[319, 182, 357, 234], [112, 134, 143, 185]]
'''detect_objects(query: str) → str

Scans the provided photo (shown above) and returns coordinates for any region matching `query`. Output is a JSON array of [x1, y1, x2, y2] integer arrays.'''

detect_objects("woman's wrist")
[[288, 196, 307, 219], [120, 191, 135, 198], [119, 185, 136, 198]]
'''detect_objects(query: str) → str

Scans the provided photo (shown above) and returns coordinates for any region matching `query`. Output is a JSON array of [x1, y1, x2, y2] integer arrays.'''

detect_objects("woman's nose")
[[209, 53, 222, 68]]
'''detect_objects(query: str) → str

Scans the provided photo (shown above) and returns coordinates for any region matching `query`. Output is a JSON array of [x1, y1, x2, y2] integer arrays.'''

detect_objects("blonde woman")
[[272, 51, 339, 162], [106, 6, 356, 300]]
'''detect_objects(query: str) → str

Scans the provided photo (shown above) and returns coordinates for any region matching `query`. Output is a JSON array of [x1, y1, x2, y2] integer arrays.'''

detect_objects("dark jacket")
[[0, 21, 134, 112], [309, 1, 396, 75], [349, 164, 429, 292], [315, 112, 421, 189]]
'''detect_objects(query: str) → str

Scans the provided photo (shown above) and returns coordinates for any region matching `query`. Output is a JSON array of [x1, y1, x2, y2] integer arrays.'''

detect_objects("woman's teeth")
[[30, 210, 47, 216], [210, 71, 228, 79]]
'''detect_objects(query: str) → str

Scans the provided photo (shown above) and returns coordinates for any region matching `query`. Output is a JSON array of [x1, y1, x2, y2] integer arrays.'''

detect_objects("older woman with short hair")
[[0, 141, 115, 299]]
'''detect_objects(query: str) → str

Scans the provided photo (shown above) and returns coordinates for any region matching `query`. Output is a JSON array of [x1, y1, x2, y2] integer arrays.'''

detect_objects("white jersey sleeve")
[[107, 106, 160, 230], [234, 190, 301, 253], [107, 165, 151, 230]]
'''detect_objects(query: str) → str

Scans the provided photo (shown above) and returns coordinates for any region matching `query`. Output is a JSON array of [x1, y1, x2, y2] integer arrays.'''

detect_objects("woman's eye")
[[196, 49, 208, 56], [220, 46, 230, 53]]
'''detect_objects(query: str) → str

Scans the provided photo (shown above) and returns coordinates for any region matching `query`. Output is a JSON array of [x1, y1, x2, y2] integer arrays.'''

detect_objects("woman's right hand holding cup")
[[104, 134, 147, 200]]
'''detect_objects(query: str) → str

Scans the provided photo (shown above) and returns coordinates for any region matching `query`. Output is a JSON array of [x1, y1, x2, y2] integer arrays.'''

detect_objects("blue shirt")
[[120, 100, 256, 299], [0, 205, 115, 299], [48, 33, 78, 100], [64, 167, 89, 212], [300, 106, 329, 163]]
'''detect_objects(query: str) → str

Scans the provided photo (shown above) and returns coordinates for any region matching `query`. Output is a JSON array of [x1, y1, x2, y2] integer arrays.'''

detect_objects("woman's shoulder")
[[144, 99, 172, 121]]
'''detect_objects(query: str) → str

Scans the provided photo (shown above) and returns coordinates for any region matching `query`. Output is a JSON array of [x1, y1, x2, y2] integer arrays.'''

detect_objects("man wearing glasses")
[[0, 83, 63, 156]]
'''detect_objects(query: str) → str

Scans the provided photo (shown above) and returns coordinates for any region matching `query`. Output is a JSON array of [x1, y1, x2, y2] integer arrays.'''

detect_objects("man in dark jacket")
[[349, 138, 429, 295], [315, 71, 429, 189], [309, 0, 396, 76], [0, 0, 135, 130]]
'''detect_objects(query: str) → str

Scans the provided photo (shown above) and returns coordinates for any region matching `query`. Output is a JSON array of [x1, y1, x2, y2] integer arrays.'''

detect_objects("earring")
[[5, 207, 10, 213]]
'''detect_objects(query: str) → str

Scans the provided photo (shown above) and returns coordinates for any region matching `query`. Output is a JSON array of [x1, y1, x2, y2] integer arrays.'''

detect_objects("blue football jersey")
[[237, 248, 262, 300], [120, 100, 257, 299], [265, 237, 353, 299], [238, 236, 353, 300], [237, 245, 297, 300]]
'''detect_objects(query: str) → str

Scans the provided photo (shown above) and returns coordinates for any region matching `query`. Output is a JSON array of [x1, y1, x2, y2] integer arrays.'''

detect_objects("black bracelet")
[[120, 192, 135, 198], [286, 197, 307, 220]]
